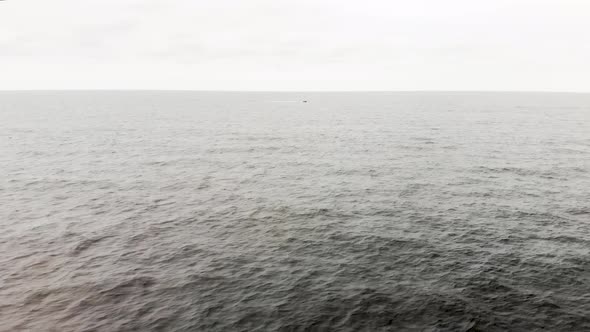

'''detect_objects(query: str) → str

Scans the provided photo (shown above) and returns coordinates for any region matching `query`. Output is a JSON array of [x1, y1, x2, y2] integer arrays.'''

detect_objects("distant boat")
[[302, 100, 308, 103]]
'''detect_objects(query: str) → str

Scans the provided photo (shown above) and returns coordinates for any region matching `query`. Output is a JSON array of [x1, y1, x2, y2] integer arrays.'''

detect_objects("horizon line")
[[1, 89, 589, 94]]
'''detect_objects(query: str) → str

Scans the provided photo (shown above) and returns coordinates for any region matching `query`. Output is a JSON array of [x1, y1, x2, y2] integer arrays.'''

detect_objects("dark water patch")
[[71, 235, 114, 255], [566, 207, 590, 216]]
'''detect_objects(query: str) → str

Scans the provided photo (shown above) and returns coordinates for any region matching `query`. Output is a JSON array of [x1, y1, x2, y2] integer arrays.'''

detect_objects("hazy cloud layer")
[[1, 0, 589, 90]]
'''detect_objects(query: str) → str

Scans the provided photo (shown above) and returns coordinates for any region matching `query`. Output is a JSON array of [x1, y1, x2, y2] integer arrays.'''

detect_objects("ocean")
[[1, 91, 589, 331]]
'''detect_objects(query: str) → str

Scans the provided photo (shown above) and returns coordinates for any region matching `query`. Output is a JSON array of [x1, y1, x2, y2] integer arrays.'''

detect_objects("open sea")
[[1, 91, 589, 331]]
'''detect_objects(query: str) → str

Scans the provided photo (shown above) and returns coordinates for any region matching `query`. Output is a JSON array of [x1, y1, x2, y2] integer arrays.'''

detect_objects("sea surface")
[[1, 91, 590, 331]]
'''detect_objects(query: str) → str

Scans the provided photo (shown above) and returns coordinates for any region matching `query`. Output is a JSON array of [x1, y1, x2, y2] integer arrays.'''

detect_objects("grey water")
[[1, 91, 589, 331]]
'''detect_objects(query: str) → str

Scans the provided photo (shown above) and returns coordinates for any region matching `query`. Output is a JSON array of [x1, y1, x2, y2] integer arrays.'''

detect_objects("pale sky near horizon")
[[0, 0, 589, 91]]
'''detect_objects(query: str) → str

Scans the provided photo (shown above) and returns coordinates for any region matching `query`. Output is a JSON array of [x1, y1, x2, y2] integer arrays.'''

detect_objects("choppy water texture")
[[1, 91, 590, 332]]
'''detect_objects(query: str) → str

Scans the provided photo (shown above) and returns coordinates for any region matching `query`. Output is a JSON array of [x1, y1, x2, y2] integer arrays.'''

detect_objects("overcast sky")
[[0, 0, 589, 91]]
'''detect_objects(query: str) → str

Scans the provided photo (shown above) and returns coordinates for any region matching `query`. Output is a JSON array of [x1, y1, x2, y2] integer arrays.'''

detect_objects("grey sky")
[[1, 0, 589, 90]]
